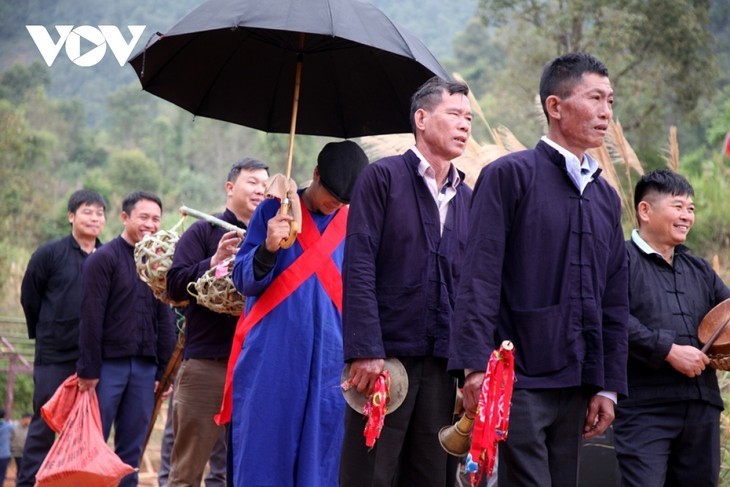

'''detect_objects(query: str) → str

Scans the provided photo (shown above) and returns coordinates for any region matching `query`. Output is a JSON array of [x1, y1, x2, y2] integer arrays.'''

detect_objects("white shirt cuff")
[[596, 390, 617, 404]]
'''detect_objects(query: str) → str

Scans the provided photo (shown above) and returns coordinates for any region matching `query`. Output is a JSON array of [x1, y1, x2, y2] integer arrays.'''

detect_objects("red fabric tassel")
[[362, 369, 391, 448], [469, 342, 515, 486]]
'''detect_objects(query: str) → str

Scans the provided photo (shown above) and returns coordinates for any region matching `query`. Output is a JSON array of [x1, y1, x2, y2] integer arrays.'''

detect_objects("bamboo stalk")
[[179, 206, 244, 235]]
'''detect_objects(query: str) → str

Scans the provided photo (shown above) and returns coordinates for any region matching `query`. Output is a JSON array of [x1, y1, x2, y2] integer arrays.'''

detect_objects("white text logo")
[[26, 25, 146, 67]]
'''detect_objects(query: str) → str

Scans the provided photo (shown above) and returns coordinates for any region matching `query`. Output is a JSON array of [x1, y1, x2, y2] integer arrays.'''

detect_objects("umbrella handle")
[[279, 198, 298, 249]]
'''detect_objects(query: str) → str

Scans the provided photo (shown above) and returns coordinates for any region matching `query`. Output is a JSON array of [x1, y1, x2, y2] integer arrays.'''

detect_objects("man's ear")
[[413, 108, 427, 131], [636, 200, 651, 225], [68, 211, 75, 225], [225, 180, 234, 196], [544, 95, 561, 121]]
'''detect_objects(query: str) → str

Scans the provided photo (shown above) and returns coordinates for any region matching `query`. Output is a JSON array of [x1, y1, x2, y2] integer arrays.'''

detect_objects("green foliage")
[[0, 372, 33, 418], [0, 100, 57, 247], [469, 0, 719, 160], [683, 154, 730, 257], [107, 148, 163, 194], [0, 62, 50, 104]]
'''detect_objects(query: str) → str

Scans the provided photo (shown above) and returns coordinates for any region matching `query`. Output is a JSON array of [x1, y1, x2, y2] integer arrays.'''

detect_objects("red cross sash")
[[215, 204, 348, 425]]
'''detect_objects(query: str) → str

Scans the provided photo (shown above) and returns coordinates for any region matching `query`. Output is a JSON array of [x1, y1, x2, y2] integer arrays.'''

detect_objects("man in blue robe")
[[224, 141, 368, 486]]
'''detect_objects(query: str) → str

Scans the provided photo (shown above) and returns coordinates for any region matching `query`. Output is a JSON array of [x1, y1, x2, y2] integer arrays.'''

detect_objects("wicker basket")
[[187, 257, 245, 316], [134, 230, 189, 307]]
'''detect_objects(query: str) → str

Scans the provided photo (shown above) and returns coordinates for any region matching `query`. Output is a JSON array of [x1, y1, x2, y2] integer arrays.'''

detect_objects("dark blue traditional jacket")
[[343, 149, 472, 360], [448, 141, 629, 396], [77, 236, 176, 380], [621, 239, 729, 409]]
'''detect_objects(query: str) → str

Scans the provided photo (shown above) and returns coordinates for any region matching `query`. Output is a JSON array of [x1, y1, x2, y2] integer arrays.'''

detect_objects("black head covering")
[[316, 140, 369, 203]]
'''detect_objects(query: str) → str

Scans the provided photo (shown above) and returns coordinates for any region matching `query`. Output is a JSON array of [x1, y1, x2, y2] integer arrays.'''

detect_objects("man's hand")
[[264, 213, 294, 253], [78, 377, 99, 392], [155, 381, 173, 400], [665, 343, 709, 378], [583, 394, 614, 439], [348, 358, 385, 396], [461, 371, 485, 416], [211, 230, 243, 267]]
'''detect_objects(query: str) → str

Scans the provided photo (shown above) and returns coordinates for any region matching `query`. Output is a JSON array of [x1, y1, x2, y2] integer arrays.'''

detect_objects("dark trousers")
[[613, 400, 720, 487], [16, 361, 76, 487], [339, 356, 457, 487], [13, 456, 23, 478], [0, 457, 9, 482], [499, 387, 590, 487]]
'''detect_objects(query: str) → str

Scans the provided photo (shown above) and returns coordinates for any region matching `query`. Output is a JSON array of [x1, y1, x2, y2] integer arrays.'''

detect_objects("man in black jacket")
[[18, 189, 106, 487], [77, 191, 176, 487], [614, 169, 728, 486]]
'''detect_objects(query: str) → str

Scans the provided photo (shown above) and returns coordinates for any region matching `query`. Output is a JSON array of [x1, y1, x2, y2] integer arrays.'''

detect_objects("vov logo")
[[26, 25, 146, 67]]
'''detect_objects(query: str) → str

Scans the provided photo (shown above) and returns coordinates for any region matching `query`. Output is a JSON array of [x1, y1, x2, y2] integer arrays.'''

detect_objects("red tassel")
[[362, 369, 391, 448], [469, 342, 515, 486]]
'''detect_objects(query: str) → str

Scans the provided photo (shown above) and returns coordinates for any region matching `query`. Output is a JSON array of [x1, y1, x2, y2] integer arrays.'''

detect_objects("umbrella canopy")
[[128, 0, 450, 139]]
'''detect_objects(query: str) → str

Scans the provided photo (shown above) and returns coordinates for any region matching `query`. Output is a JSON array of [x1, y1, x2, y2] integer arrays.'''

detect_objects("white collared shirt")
[[631, 229, 662, 256], [411, 146, 461, 235], [541, 136, 598, 194]]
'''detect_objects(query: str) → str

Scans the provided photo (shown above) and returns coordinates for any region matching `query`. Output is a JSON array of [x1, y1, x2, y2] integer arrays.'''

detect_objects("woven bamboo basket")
[[134, 229, 189, 307], [187, 256, 245, 316]]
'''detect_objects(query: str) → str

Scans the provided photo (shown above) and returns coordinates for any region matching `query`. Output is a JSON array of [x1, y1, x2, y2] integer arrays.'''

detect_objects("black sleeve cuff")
[[253, 244, 277, 280]]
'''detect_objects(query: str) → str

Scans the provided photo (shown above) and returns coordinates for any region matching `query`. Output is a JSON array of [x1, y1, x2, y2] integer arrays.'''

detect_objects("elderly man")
[[340, 76, 473, 487]]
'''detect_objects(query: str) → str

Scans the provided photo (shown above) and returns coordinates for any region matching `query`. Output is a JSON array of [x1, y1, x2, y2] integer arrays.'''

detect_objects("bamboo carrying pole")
[[141, 332, 184, 456], [179, 206, 244, 235]]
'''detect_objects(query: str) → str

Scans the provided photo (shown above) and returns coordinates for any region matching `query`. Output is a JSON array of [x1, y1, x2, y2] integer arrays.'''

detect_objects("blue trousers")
[[96, 357, 156, 487], [16, 361, 76, 487]]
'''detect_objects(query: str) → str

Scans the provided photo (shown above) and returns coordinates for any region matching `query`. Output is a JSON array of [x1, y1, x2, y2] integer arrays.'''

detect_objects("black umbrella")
[[129, 0, 448, 244], [129, 0, 448, 152]]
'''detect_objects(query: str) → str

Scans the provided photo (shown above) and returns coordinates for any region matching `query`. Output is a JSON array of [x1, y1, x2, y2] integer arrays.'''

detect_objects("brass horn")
[[438, 413, 474, 457]]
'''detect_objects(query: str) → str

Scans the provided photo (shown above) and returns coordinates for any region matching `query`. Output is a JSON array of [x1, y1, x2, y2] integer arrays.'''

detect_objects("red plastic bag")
[[36, 381, 135, 487], [41, 374, 80, 433]]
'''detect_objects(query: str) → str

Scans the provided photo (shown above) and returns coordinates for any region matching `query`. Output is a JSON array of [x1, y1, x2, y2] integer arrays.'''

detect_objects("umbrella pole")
[[285, 57, 303, 181], [279, 55, 303, 249]]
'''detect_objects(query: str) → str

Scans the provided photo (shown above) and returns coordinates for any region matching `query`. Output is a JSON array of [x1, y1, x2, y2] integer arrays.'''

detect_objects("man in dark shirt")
[[448, 53, 628, 486], [341, 77, 472, 487], [77, 191, 176, 487], [613, 169, 729, 486], [18, 189, 106, 487], [165, 158, 268, 486]]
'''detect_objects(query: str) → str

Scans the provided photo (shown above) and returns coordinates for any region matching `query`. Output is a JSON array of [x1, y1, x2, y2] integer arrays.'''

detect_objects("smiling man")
[[165, 158, 268, 487], [613, 169, 729, 487], [77, 190, 176, 487], [19, 189, 106, 487], [448, 52, 629, 487]]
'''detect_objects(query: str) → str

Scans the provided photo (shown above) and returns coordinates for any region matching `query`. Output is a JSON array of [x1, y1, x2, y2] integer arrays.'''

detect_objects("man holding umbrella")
[[340, 76, 473, 486], [220, 141, 369, 486]]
